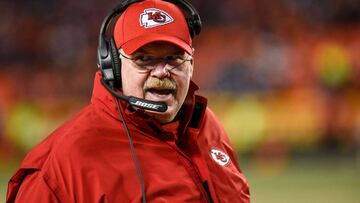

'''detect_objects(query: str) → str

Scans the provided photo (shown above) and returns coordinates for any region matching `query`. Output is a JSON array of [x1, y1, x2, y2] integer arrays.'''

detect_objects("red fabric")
[[114, 0, 192, 54], [7, 72, 250, 203]]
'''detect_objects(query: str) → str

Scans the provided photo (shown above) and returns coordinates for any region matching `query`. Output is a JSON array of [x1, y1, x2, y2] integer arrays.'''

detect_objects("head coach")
[[7, 0, 250, 202]]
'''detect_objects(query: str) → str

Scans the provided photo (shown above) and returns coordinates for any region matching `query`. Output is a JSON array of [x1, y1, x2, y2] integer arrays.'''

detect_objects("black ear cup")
[[110, 38, 122, 88], [191, 16, 202, 37], [187, 18, 201, 38], [97, 37, 116, 83], [168, 0, 202, 38]]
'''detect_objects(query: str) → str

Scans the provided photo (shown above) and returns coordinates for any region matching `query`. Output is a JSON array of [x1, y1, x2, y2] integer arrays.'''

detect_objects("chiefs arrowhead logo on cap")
[[210, 148, 231, 167], [140, 8, 174, 28]]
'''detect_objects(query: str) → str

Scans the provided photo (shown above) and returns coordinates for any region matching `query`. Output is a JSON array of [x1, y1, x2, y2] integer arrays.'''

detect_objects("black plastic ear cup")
[[170, 0, 202, 38], [110, 38, 122, 88], [191, 16, 202, 37], [187, 18, 200, 38]]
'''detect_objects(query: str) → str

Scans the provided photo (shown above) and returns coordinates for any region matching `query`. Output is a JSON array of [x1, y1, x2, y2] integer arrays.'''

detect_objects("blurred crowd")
[[0, 0, 360, 161]]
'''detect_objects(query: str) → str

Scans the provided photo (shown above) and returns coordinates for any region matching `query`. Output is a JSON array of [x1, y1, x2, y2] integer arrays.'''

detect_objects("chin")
[[146, 105, 178, 124]]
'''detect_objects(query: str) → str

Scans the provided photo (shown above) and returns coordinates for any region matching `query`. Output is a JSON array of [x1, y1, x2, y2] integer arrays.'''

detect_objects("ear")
[[189, 48, 195, 78], [189, 60, 194, 79]]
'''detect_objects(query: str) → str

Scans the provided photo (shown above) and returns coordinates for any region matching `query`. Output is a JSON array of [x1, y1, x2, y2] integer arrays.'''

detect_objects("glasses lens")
[[120, 51, 191, 71], [164, 55, 188, 67], [132, 55, 156, 67]]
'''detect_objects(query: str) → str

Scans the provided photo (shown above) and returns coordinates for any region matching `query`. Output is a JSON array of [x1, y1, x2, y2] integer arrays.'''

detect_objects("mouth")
[[145, 87, 176, 102], [146, 88, 175, 96]]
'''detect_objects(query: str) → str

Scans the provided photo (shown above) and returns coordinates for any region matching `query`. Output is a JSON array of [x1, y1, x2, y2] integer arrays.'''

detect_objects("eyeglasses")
[[119, 50, 192, 72]]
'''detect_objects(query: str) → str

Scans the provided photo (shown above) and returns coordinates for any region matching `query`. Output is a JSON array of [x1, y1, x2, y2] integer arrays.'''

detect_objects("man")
[[7, 0, 250, 202]]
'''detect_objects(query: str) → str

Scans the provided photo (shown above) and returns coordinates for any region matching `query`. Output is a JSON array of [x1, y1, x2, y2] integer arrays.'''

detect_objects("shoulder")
[[199, 107, 238, 164], [197, 107, 239, 160], [18, 103, 119, 171], [8, 104, 122, 200], [203, 107, 221, 124], [201, 107, 228, 140], [45, 103, 123, 164], [7, 105, 95, 202]]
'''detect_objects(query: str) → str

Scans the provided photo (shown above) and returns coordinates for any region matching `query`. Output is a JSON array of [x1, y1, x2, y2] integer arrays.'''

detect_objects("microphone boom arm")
[[100, 78, 168, 112]]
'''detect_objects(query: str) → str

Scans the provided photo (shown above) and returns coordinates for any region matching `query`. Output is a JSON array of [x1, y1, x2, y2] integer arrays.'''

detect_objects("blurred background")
[[0, 0, 360, 202]]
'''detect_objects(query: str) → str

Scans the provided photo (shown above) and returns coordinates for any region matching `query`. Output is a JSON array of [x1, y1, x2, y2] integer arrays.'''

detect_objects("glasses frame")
[[118, 49, 193, 72]]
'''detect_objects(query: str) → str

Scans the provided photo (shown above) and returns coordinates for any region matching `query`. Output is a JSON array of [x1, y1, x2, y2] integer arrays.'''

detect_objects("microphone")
[[100, 78, 168, 112]]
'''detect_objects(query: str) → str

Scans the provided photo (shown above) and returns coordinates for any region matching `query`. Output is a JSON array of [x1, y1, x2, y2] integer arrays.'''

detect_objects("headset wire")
[[113, 87, 147, 203]]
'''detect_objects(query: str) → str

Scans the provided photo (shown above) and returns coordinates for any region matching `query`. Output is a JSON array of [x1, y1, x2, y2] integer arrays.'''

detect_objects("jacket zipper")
[[132, 127, 214, 202], [165, 141, 213, 203]]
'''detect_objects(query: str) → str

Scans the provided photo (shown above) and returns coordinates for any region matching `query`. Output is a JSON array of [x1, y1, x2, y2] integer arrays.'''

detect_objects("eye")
[[165, 55, 188, 66], [164, 55, 182, 61], [133, 55, 152, 62], [132, 55, 155, 66]]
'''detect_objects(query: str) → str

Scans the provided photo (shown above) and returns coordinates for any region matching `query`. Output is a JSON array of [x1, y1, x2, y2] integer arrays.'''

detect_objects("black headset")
[[97, 0, 202, 89]]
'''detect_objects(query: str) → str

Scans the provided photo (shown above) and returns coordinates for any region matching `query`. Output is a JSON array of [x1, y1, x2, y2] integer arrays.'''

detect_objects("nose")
[[150, 63, 171, 79]]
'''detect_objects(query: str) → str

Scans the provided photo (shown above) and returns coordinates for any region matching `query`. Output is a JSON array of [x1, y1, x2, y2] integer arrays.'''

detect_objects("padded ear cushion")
[[187, 19, 196, 38], [110, 38, 122, 88]]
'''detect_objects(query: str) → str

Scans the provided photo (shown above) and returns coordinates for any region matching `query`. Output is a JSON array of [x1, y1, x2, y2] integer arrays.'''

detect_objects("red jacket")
[[7, 72, 250, 203]]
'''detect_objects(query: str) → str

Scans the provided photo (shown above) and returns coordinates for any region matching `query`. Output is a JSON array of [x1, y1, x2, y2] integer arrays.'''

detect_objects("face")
[[121, 42, 194, 123]]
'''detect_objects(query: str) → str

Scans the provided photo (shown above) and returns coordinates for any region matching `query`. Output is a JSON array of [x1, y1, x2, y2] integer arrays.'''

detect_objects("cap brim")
[[121, 34, 192, 55]]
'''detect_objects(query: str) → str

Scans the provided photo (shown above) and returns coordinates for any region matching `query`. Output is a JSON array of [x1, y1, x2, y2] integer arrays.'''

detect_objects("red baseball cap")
[[114, 0, 192, 55]]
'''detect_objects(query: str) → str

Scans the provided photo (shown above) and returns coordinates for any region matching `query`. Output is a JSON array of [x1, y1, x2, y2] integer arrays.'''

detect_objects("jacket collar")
[[90, 71, 207, 139]]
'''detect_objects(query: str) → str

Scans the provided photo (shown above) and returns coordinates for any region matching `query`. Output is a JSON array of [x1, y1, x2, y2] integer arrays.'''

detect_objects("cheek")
[[121, 64, 147, 97], [175, 72, 192, 100]]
